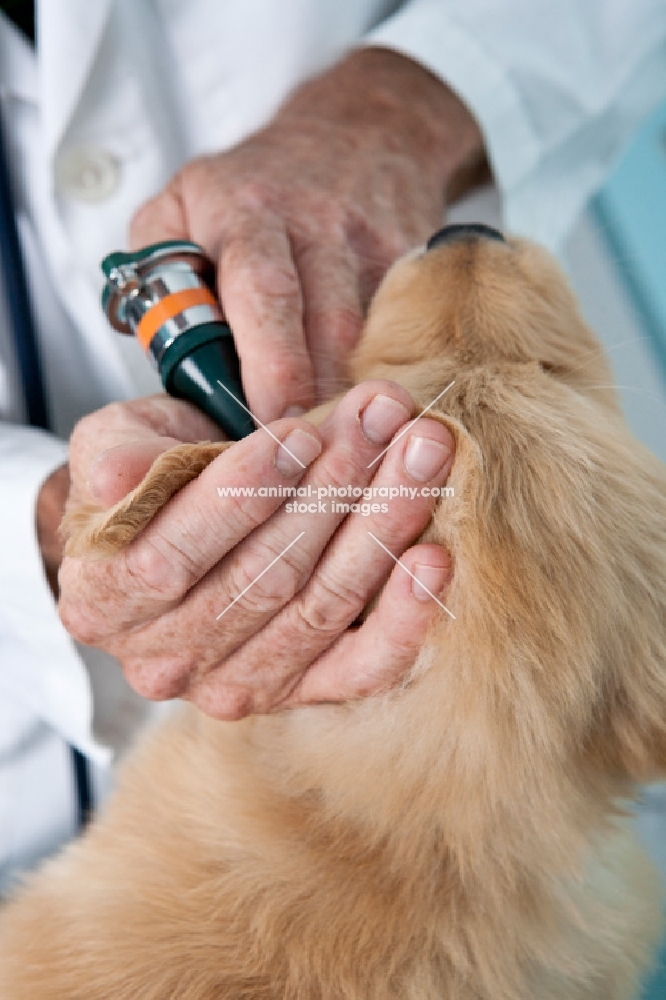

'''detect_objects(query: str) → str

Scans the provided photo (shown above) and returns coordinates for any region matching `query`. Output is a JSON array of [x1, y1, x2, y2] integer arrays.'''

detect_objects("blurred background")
[[572, 96, 666, 467]]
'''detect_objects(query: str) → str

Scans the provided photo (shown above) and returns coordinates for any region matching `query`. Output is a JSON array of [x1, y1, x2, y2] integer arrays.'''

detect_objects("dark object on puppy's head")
[[426, 224, 506, 252]]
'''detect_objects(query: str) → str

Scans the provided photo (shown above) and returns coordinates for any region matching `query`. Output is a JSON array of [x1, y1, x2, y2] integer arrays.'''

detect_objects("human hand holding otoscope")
[[73, 235, 453, 719], [54, 46, 465, 716]]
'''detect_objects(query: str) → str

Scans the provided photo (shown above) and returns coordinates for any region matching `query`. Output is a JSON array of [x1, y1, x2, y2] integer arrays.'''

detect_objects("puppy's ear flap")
[[61, 441, 231, 559], [608, 632, 666, 783], [611, 694, 666, 783], [599, 448, 666, 782]]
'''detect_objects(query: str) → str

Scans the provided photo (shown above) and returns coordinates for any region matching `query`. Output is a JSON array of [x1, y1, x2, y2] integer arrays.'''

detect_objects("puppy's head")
[[352, 227, 619, 414], [350, 226, 666, 789]]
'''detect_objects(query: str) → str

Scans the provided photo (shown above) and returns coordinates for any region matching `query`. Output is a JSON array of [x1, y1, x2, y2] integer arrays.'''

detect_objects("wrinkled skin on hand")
[[130, 48, 487, 422], [58, 389, 455, 719]]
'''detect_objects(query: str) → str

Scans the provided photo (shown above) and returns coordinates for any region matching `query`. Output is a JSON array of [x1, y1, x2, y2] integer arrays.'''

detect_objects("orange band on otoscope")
[[136, 287, 219, 350]]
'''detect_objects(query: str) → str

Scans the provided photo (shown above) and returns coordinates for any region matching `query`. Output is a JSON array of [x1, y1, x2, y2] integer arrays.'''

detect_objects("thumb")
[[87, 438, 184, 508], [69, 396, 226, 511]]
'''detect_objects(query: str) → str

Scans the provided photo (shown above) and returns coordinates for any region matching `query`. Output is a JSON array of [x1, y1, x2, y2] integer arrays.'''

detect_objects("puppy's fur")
[[1, 236, 665, 999]]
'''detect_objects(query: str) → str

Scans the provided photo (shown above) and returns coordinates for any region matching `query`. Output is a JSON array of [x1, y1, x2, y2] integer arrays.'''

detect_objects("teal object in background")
[[642, 935, 666, 999], [595, 98, 666, 384]]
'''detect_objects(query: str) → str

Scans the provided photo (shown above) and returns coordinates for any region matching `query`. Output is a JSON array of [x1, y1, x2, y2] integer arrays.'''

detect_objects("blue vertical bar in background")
[[594, 98, 666, 385], [642, 941, 666, 1000], [0, 109, 50, 429]]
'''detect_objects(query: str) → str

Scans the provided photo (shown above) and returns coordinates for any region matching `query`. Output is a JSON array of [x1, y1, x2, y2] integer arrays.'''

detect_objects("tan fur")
[[62, 441, 232, 558], [1, 236, 665, 998]]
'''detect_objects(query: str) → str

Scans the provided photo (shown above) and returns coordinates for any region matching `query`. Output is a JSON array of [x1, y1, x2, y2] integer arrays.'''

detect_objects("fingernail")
[[404, 436, 451, 482], [412, 562, 450, 601], [283, 405, 306, 418], [275, 428, 322, 475], [360, 394, 411, 444]]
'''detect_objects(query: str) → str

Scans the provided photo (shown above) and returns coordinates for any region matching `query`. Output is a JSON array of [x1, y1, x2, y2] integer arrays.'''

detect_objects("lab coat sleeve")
[[0, 422, 110, 766], [363, 0, 666, 250]]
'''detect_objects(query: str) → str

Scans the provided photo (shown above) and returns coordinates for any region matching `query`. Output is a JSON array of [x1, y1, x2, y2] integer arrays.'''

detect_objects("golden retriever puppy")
[[1, 230, 665, 1000]]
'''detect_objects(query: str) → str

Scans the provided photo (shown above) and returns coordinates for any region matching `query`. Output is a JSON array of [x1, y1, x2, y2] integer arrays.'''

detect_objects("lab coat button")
[[56, 147, 121, 202]]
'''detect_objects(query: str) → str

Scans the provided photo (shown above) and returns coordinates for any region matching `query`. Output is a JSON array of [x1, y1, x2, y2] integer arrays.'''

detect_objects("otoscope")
[[101, 240, 254, 440]]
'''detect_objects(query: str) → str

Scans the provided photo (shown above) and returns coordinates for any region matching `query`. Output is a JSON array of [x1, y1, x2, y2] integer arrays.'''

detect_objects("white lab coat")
[[0, 0, 665, 891]]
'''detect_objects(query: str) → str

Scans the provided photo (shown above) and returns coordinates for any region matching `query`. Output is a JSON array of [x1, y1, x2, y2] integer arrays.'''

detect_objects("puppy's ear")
[[580, 424, 666, 782], [61, 441, 231, 559], [563, 427, 666, 781], [611, 680, 666, 783], [601, 443, 666, 780], [425, 373, 666, 783]]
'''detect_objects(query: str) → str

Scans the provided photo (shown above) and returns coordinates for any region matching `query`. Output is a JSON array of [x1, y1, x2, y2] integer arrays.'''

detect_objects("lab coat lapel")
[[0, 13, 38, 103], [38, 0, 113, 159]]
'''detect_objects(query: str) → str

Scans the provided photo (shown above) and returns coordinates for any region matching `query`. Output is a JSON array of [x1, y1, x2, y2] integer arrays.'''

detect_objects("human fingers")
[[283, 543, 454, 706], [132, 168, 317, 424], [98, 381, 416, 698], [128, 179, 188, 250], [291, 228, 363, 402], [184, 414, 454, 716], [217, 211, 314, 423], [58, 417, 323, 646]]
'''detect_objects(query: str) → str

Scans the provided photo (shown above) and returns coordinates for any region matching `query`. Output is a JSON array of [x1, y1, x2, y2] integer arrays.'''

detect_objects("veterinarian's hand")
[[130, 48, 486, 423], [59, 383, 455, 718]]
